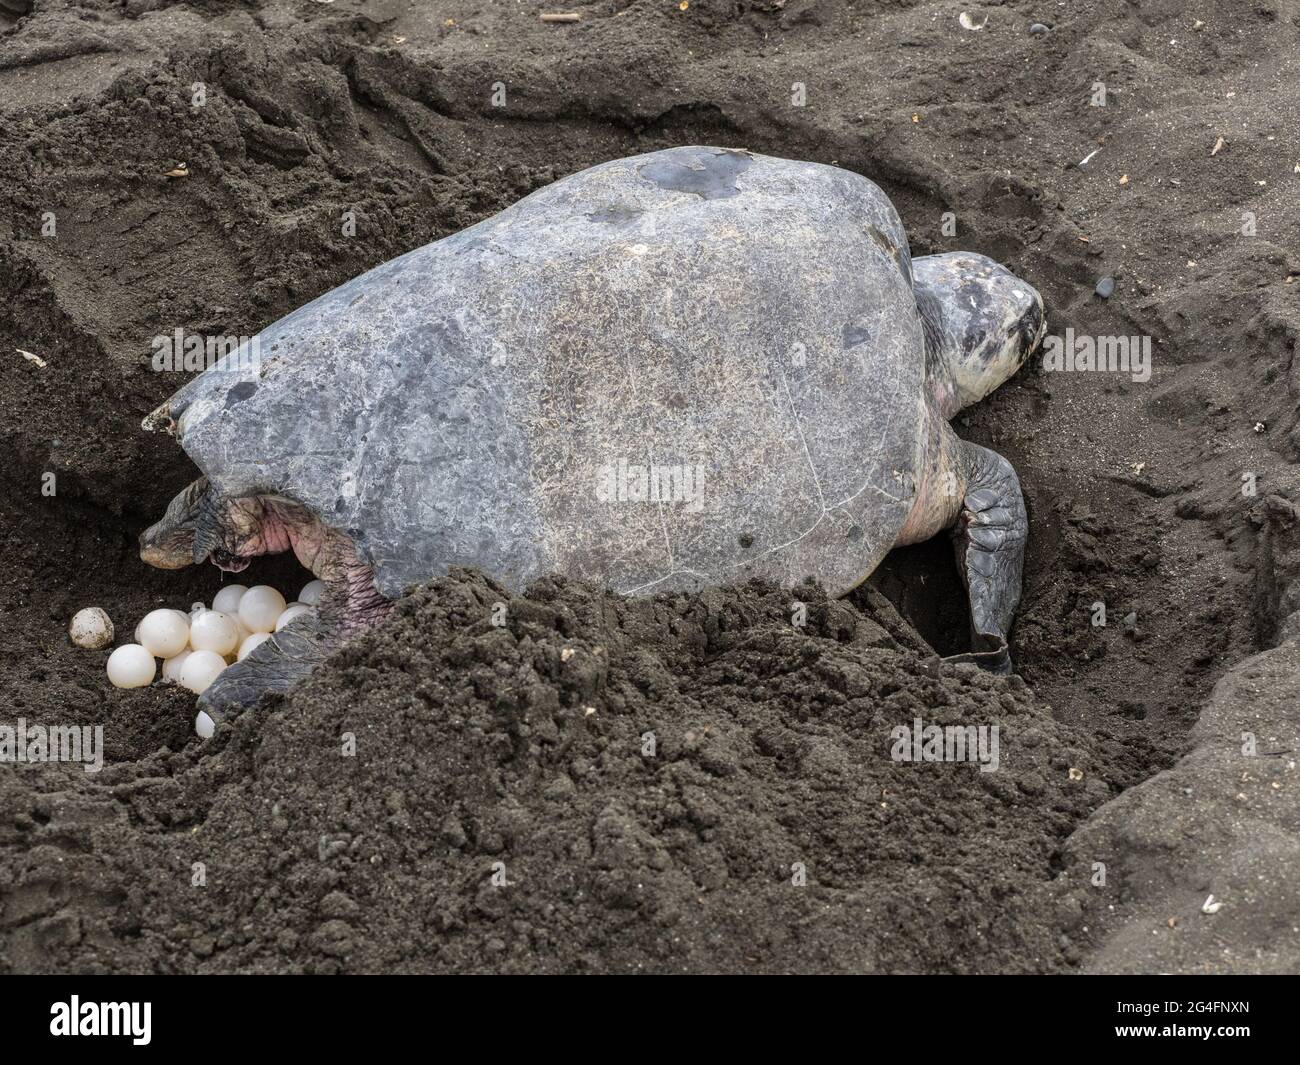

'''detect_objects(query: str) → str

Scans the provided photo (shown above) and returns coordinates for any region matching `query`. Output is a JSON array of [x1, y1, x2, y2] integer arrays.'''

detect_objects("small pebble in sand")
[[107, 644, 156, 688], [1029, 22, 1050, 35], [69, 607, 114, 649], [1095, 276, 1115, 298]]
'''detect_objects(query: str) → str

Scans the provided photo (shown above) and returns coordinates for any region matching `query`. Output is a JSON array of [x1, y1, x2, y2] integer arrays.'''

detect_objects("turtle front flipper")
[[195, 618, 328, 736], [946, 441, 1027, 674]]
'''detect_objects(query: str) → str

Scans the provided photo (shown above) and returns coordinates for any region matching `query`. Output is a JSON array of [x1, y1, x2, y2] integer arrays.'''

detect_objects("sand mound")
[[3, 572, 1155, 974]]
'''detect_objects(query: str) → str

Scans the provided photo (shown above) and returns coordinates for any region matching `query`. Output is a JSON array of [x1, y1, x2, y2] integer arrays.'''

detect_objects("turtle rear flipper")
[[195, 619, 328, 735], [946, 442, 1027, 673]]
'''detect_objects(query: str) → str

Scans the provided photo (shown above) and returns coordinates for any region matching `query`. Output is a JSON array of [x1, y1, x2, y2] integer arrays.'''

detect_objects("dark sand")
[[1, 0, 1297, 973]]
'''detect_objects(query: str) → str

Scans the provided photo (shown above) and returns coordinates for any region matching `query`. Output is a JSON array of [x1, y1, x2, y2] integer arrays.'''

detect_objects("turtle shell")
[[164, 146, 926, 598]]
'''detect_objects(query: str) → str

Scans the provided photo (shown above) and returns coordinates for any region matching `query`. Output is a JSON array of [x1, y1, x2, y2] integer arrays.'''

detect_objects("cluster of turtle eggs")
[[70, 580, 324, 697]]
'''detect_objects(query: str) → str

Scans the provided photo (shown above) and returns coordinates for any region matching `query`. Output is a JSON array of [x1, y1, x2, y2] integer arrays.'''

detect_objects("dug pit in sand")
[[139, 146, 1044, 729]]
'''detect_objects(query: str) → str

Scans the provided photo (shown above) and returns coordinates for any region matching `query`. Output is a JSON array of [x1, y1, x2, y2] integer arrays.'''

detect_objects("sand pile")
[[3, 572, 1157, 974]]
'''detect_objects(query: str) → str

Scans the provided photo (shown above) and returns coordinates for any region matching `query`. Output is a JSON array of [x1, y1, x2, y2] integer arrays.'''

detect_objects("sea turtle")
[[140, 146, 1043, 733]]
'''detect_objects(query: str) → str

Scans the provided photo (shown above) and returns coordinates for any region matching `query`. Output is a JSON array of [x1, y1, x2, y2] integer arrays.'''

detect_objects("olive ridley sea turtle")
[[140, 146, 1045, 734]]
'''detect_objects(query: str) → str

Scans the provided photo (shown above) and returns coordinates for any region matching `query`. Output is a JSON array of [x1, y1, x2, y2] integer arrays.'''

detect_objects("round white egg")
[[298, 579, 325, 606], [236, 631, 271, 661], [275, 604, 313, 632], [70, 607, 115, 650], [212, 584, 248, 614], [238, 586, 287, 633], [189, 610, 240, 656], [106, 644, 155, 688], [137, 608, 191, 658], [161, 649, 192, 683], [179, 650, 227, 694]]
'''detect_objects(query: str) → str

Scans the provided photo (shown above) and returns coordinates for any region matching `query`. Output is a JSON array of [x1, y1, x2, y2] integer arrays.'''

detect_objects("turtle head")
[[140, 478, 303, 572], [913, 252, 1044, 417], [139, 476, 210, 569]]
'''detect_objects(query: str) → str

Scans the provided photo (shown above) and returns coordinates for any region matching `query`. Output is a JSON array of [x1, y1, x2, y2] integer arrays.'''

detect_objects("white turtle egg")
[[212, 584, 248, 614], [164, 609, 190, 634], [239, 585, 287, 633], [179, 650, 227, 694], [237, 631, 271, 661], [137, 608, 191, 658], [107, 644, 156, 688], [190, 601, 206, 618], [161, 649, 192, 684], [195, 711, 216, 739], [70, 607, 114, 650], [189, 610, 240, 656], [298, 580, 325, 606], [275, 604, 313, 631]]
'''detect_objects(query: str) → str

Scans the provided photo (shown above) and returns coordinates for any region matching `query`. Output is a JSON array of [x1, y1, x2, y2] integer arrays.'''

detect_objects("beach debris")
[[540, 11, 581, 21], [165, 162, 189, 178], [1068, 767, 1084, 781], [1118, 173, 1129, 185], [1095, 276, 1115, 298], [1210, 136, 1225, 156], [1254, 422, 1266, 433], [1201, 894, 1223, 915], [1079, 147, 1102, 167], [16, 348, 46, 367], [959, 12, 987, 30]]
